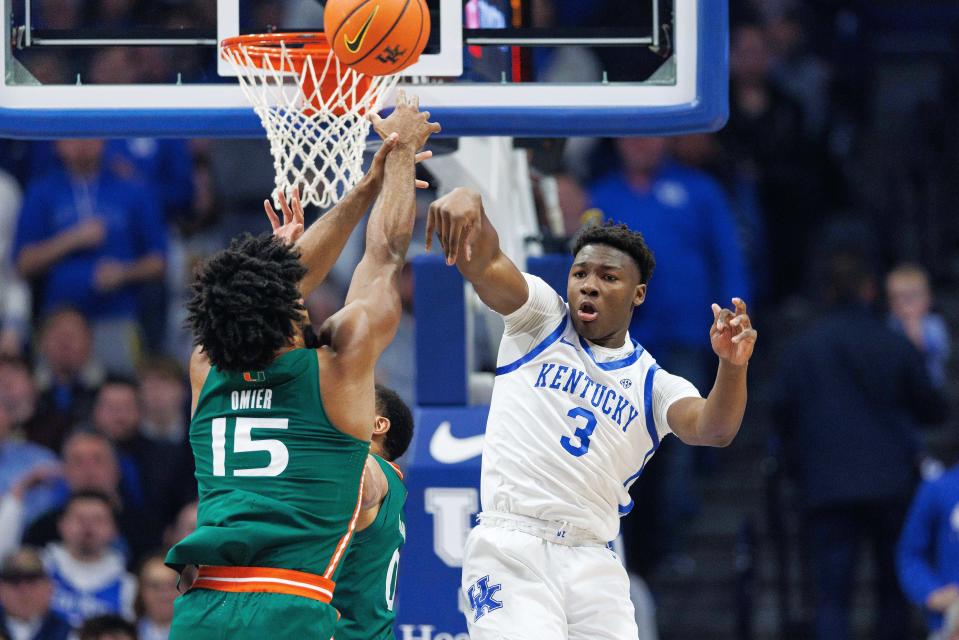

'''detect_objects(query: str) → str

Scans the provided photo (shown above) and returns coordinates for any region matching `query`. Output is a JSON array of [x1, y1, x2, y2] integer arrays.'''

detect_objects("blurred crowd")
[[1, 0, 959, 638]]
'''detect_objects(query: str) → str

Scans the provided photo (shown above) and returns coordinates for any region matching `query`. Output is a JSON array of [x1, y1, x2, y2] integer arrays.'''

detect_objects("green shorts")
[[170, 588, 339, 639]]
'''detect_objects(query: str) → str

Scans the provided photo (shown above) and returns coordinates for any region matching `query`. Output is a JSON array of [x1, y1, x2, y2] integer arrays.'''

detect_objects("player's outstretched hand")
[[710, 298, 757, 366], [264, 190, 305, 245], [364, 132, 432, 192], [369, 89, 441, 151], [426, 187, 483, 265]]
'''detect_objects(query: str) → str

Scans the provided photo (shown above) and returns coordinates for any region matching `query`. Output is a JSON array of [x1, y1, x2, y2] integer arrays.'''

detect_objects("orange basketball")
[[324, 0, 430, 76]]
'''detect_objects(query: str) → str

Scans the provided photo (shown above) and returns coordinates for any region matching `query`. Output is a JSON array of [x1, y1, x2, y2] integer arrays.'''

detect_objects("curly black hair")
[[571, 221, 656, 284], [375, 384, 415, 461], [188, 233, 307, 372]]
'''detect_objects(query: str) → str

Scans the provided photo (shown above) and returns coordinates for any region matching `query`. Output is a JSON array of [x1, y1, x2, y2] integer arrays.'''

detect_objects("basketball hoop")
[[220, 32, 400, 209]]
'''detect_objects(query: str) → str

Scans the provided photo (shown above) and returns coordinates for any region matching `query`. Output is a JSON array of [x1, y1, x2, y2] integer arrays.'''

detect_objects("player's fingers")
[[425, 206, 437, 252], [462, 223, 477, 262], [711, 303, 722, 324], [429, 121, 442, 134], [292, 190, 305, 225], [263, 200, 281, 231], [369, 111, 385, 132], [411, 93, 420, 110], [395, 89, 407, 108], [439, 211, 452, 257], [415, 179, 430, 189], [733, 297, 748, 317], [415, 150, 433, 164], [420, 110, 430, 121], [278, 191, 294, 226], [717, 308, 734, 331], [732, 328, 758, 344], [448, 221, 464, 265], [374, 133, 398, 165]]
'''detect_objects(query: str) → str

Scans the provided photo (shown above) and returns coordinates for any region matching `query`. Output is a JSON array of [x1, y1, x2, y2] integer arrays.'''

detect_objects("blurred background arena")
[[1, 1, 959, 639]]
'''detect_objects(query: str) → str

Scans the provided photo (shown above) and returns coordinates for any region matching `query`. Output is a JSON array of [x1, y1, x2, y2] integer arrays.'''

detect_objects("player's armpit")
[[360, 456, 389, 512]]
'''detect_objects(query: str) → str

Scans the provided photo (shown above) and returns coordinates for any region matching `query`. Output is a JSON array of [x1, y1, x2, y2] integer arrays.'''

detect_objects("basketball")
[[324, 0, 430, 76]]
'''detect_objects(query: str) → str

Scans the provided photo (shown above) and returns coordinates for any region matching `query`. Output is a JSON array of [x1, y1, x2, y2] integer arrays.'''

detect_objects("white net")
[[221, 35, 400, 209]]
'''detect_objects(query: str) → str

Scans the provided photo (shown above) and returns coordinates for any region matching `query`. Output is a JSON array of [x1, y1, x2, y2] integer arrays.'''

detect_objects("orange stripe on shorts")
[[193, 566, 335, 603]]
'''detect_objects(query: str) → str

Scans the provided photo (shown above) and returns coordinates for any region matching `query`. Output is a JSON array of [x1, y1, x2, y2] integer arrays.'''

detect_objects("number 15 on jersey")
[[211, 417, 290, 477]]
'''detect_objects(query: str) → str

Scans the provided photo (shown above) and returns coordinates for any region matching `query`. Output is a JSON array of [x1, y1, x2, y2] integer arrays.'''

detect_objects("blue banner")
[[394, 406, 489, 640]]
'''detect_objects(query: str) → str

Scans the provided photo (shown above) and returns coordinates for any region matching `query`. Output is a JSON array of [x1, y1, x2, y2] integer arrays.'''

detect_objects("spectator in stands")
[[720, 22, 829, 300], [0, 357, 43, 442], [134, 554, 177, 640], [79, 614, 137, 640], [43, 491, 136, 629], [88, 378, 192, 526], [589, 135, 750, 573], [767, 8, 831, 139], [31, 308, 104, 453], [136, 359, 188, 445], [105, 138, 193, 354], [0, 169, 29, 356], [897, 462, 959, 638], [0, 547, 71, 640], [552, 172, 592, 237], [13, 138, 168, 375], [0, 431, 155, 565], [886, 263, 951, 389], [773, 251, 947, 640], [161, 501, 196, 551], [0, 393, 59, 529]]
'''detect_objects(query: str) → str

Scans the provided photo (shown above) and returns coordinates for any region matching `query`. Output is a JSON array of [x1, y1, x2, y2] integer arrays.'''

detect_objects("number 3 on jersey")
[[560, 407, 598, 457], [211, 417, 289, 476]]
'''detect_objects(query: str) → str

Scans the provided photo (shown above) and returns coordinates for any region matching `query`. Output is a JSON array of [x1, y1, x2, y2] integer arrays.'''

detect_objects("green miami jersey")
[[166, 347, 369, 583], [333, 455, 407, 640]]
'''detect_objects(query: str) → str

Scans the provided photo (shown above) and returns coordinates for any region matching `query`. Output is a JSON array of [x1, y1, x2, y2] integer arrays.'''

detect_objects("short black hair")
[[188, 234, 307, 372], [79, 614, 137, 640], [823, 251, 874, 305], [572, 221, 656, 284], [61, 490, 116, 523], [99, 374, 138, 394], [375, 385, 414, 461]]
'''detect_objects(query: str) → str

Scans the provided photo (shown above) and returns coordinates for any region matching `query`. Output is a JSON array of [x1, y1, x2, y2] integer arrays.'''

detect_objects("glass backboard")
[[0, 0, 727, 138]]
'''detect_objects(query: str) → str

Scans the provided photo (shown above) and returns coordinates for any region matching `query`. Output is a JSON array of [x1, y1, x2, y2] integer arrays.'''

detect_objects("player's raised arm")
[[426, 187, 529, 316], [312, 93, 437, 441], [320, 93, 437, 359], [264, 132, 432, 297], [667, 297, 757, 447]]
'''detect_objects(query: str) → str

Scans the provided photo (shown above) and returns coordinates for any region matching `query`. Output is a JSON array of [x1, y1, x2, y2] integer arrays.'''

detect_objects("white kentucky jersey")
[[481, 273, 702, 542]]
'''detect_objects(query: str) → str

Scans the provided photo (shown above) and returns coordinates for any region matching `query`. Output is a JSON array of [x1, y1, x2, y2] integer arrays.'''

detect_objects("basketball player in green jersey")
[[333, 384, 414, 640], [165, 91, 439, 640]]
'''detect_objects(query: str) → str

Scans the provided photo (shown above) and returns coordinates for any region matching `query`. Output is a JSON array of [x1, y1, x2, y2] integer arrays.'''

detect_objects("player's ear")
[[373, 416, 391, 436], [633, 283, 647, 308]]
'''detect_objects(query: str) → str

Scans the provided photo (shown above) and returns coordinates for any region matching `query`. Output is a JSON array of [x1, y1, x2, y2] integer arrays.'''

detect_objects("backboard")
[[0, 0, 727, 138]]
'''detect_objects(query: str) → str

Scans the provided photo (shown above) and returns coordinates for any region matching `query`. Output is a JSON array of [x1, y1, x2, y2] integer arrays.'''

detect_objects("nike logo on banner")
[[429, 421, 485, 464], [344, 6, 379, 53]]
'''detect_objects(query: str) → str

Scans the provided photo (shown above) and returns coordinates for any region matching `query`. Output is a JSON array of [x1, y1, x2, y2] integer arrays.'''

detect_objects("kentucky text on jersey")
[[230, 388, 273, 411], [532, 363, 640, 430]]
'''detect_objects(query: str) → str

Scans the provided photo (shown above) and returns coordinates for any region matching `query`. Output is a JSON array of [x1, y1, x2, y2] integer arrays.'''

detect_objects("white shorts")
[[461, 513, 639, 640]]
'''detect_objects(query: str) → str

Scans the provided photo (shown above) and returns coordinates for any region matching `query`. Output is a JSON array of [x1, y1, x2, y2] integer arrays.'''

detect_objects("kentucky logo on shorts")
[[467, 576, 503, 621]]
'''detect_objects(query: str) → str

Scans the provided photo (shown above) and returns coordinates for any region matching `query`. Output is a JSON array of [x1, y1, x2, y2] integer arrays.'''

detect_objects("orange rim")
[[220, 32, 334, 71]]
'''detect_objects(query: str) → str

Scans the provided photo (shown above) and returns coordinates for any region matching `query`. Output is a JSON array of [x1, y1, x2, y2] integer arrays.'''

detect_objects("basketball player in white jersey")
[[426, 187, 757, 639]]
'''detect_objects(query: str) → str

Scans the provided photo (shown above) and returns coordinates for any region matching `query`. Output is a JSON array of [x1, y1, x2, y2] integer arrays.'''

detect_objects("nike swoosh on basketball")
[[344, 5, 379, 54], [429, 421, 485, 464]]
